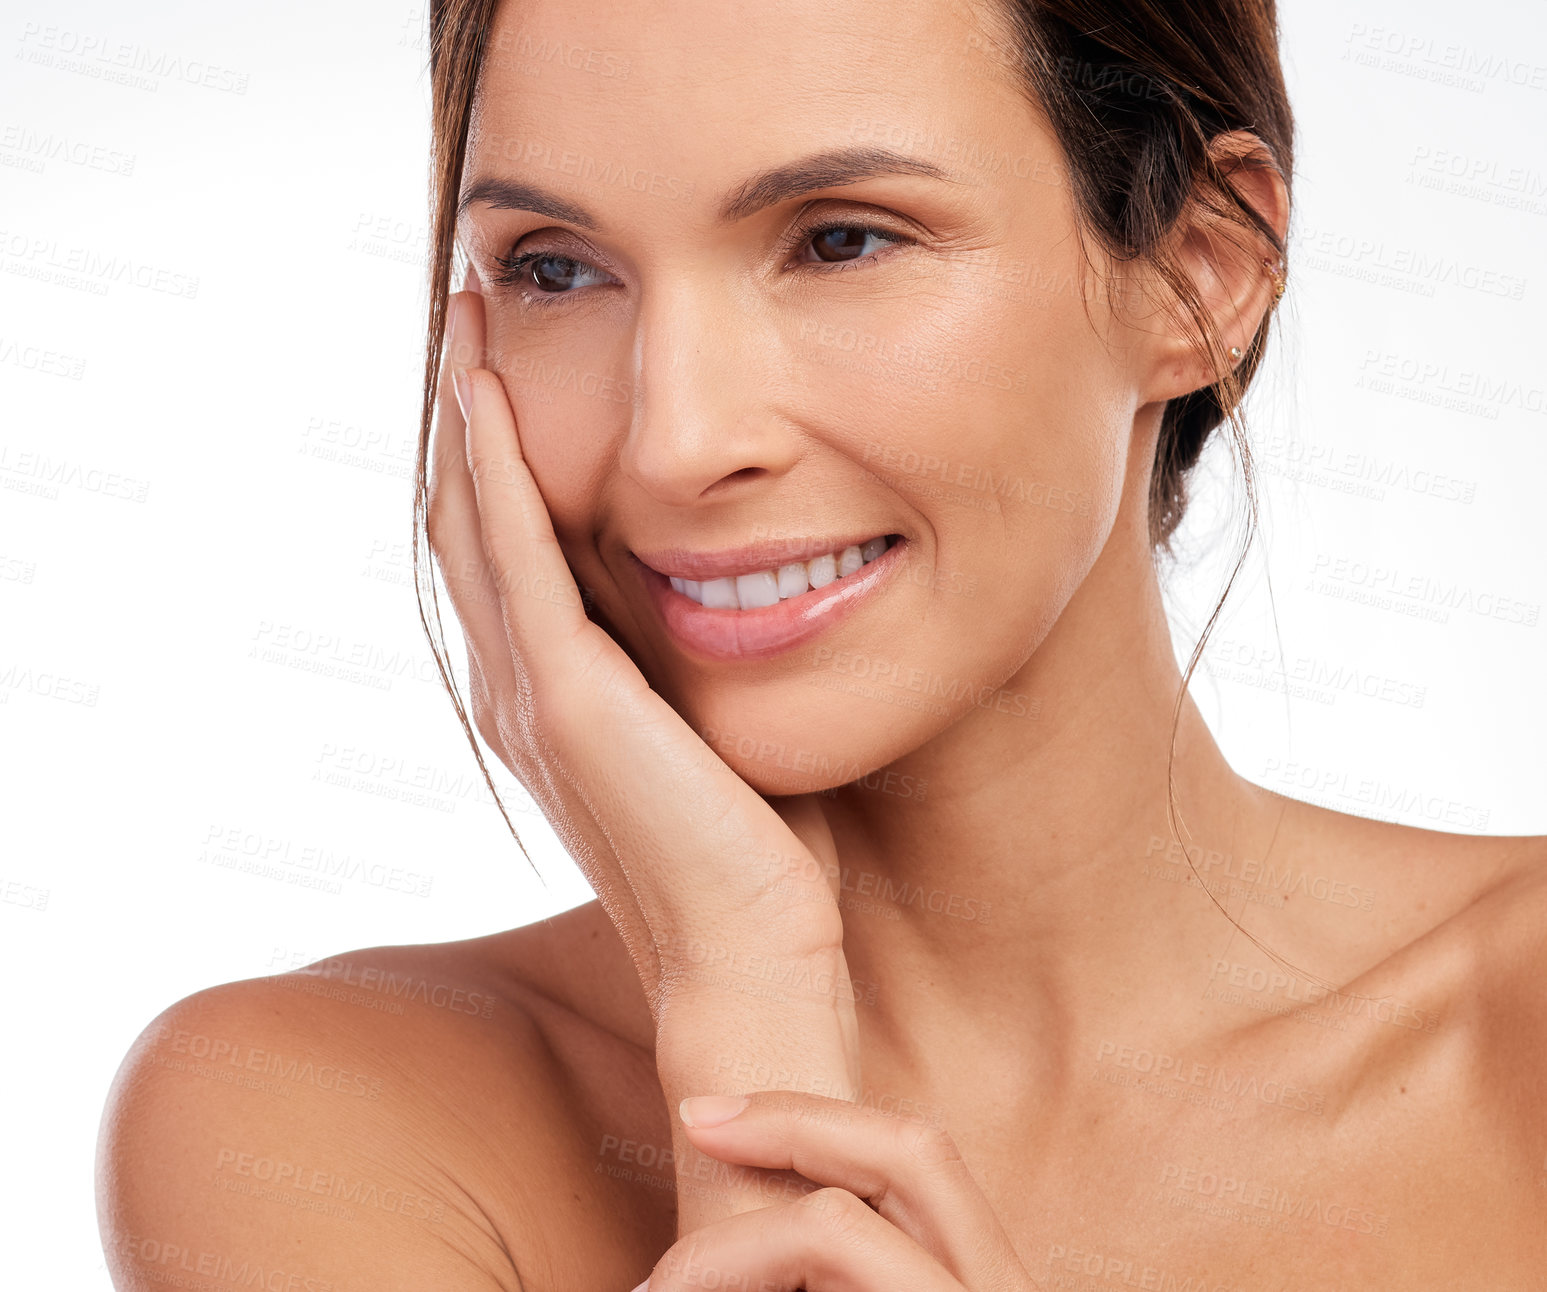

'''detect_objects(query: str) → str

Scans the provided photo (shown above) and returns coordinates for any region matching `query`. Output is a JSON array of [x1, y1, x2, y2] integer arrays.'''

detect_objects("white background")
[[1, 1, 1543, 1284]]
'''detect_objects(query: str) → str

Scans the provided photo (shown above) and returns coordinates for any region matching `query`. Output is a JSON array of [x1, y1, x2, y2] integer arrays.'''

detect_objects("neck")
[[808, 483, 1299, 1116]]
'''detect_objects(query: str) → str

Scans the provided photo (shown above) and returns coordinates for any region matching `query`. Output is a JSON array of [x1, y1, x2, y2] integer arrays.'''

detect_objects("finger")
[[677, 1091, 1025, 1287], [457, 362, 597, 684], [637, 1187, 964, 1292], [427, 278, 523, 714]]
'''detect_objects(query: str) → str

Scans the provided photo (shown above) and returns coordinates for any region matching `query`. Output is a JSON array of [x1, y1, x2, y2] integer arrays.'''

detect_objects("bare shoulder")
[[97, 913, 671, 1291], [1325, 816, 1547, 1143], [1392, 825, 1547, 1000], [1442, 831, 1547, 1064], [1395, 830, 1547, 1222]]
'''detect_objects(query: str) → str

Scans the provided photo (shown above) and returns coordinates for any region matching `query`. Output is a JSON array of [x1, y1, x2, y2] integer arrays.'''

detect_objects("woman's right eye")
[[490, 250, 612, 304]]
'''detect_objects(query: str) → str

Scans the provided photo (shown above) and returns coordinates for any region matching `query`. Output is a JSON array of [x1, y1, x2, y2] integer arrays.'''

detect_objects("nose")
[[618, 269, 802, 507]]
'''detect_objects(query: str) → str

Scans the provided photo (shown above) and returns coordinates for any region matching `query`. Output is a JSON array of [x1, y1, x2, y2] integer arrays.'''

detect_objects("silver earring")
[[1228, 346, 1242, 363]]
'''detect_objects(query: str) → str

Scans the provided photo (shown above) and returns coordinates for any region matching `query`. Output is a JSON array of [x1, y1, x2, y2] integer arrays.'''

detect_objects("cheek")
[[800, 272, 1126, 590], [754, 278, 1127, 757], [482, 307, 632, 543]]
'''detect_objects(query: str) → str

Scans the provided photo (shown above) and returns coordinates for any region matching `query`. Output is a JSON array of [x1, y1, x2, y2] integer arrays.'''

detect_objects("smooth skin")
[[98, 0, 1547, 1287]]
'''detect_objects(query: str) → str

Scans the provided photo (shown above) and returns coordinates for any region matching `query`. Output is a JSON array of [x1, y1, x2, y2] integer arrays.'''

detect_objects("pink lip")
[[632, 537, 910, 662], [634, 532, 896, 582]]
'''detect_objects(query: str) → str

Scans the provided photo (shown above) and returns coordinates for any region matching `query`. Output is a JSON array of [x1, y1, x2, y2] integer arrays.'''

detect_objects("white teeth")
[[735, 569, 781, 609], [776, 563, 809, 598], [671, 537, 893, 609], [699, 577, 738, 609]]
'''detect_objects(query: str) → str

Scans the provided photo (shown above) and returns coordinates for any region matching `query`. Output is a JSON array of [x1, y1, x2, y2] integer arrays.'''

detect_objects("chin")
[[684, 686, 944, 800]]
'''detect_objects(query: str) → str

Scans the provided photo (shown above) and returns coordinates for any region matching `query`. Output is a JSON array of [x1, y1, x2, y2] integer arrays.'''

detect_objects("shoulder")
[[1313, 812, 1547, 1033], [97, 912, 667, 1290], [1381, 826, 1547, 1007], [1325, 821, 1547, 1157], [1440, 832, 1547, 1061], [1391, 831, 1547, 1231]]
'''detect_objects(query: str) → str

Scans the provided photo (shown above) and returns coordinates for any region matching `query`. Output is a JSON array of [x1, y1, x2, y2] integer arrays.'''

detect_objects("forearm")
[[653, 944, 863, 1234]]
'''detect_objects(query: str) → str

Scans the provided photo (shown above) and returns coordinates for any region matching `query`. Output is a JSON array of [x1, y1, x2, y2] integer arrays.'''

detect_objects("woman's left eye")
[[792, 221, 911, 269], [489, 219, 910, 310]]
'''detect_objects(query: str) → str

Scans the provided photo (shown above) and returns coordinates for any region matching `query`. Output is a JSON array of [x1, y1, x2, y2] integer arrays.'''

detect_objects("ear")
[[1137, 130, 1290, 405]]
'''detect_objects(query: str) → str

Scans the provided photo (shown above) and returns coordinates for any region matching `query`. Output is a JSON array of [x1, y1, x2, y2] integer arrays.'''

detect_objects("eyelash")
[[487, 218, 915, 311]]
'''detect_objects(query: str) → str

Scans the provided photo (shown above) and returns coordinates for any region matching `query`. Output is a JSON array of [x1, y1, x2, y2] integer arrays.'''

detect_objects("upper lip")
[[631, 532, 897, 582]]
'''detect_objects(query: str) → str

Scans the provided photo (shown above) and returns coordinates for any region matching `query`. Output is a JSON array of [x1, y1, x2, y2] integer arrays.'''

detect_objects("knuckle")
[[894, 1118, 963, 1173], [506, 681, 557, 773], [801, 1185, 872, 1238], [469, 667, 539, 769], [470, 694, 505, 756], [425, 497, 450, 555]]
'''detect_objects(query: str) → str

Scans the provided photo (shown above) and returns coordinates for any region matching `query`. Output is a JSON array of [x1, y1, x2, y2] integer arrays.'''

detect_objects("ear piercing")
[[1263, 256, 1287, 303], [1225, 257, 1285, 373], [1225, 255, 1287, 371]]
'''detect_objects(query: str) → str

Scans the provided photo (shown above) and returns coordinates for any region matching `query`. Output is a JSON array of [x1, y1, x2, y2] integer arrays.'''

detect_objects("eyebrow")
[[457, 144, 956, 228]]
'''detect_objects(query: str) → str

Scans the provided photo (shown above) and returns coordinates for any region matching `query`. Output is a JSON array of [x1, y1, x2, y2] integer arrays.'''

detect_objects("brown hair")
[[411, 0, 1296, 913]]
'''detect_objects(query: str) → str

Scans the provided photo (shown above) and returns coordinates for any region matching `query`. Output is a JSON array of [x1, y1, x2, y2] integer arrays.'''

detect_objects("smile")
[[668, 535, 896, 608], [630, 534, 908, 661]]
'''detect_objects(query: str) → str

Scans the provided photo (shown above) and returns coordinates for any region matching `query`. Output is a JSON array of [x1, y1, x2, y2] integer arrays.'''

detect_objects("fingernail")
[[679, 1094, 749, 1128], [445, 291, 464, 366], [465, 261, 483, 295], [629, 1282, 649, 1292], [453, 365, 473, 423]]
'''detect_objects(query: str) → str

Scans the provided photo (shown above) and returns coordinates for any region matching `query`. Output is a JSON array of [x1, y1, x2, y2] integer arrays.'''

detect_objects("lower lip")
[[634, 537, 909, 662]]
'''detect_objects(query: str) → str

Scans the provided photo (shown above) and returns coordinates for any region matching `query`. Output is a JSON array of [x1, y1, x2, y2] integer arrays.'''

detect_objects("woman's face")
[[457, 0, 1167, 795]]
